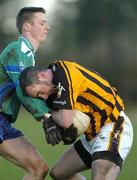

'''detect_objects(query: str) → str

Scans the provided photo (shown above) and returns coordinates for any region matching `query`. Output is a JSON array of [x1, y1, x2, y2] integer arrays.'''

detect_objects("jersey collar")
[[19, 35, 34, 52]]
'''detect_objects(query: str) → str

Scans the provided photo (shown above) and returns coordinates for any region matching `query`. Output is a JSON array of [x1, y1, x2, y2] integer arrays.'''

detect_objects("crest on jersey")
[[56, 82, 65, 98]]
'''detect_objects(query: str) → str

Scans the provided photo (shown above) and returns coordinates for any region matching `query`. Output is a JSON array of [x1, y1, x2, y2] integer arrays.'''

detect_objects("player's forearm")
[[51, 109, 73, 128]]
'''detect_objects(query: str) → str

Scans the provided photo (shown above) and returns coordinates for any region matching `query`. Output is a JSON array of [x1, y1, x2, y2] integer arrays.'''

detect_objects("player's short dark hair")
[[19, 66, 46, 95], [16, 7, 46, 34]]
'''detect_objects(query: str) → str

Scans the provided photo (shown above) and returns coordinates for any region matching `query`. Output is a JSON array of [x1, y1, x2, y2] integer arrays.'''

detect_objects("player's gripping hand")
[[43, 116, 62, 145], [60, 124, 78, 145]]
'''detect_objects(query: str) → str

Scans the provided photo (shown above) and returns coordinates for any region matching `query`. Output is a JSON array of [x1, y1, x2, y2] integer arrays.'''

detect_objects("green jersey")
[[0, 35, 49, 122]]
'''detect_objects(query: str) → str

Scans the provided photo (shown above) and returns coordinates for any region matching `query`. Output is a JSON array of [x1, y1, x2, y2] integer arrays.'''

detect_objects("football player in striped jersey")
[[19, 60, 133, 180]]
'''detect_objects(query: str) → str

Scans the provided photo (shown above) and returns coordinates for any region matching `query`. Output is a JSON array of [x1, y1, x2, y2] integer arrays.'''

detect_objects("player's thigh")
[[0, 136, 46, 170], [51, 145, 88, 177], [92, 159, 120, 180]]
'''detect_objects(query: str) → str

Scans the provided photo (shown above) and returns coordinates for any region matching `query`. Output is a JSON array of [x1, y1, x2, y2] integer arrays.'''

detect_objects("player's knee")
[[50, 166, 63, 180], [26, 157, 49, 178], [36, 159, 49, 178], [92, 159, 120, 180], [49, 169, 59, 180], [105, 164, 120, 180]]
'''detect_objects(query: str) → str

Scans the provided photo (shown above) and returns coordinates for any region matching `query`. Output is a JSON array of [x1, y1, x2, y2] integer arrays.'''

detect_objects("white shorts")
[[80, 111, 133, 162]]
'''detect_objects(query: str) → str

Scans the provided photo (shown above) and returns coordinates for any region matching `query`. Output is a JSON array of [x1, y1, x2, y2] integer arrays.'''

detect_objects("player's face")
[[30, 12, 50, 43], [26, 83, 55, 100]]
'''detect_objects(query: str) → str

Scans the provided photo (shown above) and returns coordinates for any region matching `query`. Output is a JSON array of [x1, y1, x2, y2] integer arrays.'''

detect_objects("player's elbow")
[[51, 109, 73, 128], [60, 110, 74, 128]]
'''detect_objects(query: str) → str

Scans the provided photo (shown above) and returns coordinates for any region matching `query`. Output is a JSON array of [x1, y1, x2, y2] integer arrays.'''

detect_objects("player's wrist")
[[60, 123, 78, 145]]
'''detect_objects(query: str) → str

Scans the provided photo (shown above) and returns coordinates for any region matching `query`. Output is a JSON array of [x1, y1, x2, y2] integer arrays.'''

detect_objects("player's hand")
[[60, 124, 78, 145], [43, 116, 62, 145]]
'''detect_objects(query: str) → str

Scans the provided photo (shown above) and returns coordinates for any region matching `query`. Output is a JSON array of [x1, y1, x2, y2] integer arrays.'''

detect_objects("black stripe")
[[77, 96, 101, 112], [77, 67, 114, 95], [62, 61, 74, 106], [109, 116, 124, 154], [77, 96, 98, 136], [100, 109, 108, 127], [77, 96, 108, 119], [86, 88, 115, 109], [115, 116, 124, 130], [90, 115, 97, 137], [116, 100, 123, 112], [109, 113, 116, 122], [86, 111, 107, 135], [74, 140, 92, 168], [85, 113, 97, 138], [109, 100, 123, 122], [77, 96, 108, 134], [92, 151, 123, 169]]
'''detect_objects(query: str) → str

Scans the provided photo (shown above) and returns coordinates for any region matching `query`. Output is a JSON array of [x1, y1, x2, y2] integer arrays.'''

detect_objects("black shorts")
[[74, 139, 123, 169]]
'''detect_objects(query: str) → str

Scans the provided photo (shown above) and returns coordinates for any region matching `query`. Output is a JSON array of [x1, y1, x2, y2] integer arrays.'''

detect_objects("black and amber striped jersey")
[[47, 60, 124, 140]]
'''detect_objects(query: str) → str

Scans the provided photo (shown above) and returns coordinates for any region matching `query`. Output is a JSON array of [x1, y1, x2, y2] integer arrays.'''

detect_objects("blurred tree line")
[[0, 0, 137, 106]]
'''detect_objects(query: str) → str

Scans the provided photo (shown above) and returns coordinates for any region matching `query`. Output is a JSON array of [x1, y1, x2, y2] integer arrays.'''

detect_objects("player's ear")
[[37, 71, 47, 81], [23, 22, 31, 32]]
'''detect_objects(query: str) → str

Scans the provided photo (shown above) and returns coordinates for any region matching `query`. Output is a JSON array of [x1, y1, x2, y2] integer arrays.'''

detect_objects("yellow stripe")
[[112, 106, 120, 121], [117, 95, 125, 110], [74, 101, 94, 114], [73, 62, 110, 87], [94, 112, 101, 133], [104, 106, 120, 125], [107, 123, 115, 150], [118, 120, 125, 152]]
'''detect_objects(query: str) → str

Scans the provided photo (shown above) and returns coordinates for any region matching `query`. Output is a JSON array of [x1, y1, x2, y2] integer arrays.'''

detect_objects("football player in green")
[[0, 7, 50, 179]]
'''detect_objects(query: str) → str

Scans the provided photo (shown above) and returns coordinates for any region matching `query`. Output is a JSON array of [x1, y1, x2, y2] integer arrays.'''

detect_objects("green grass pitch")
[[0, 107, 136, 180]]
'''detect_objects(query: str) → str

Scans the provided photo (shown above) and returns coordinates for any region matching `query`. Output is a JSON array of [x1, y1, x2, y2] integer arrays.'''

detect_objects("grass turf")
[[0, 107, 136, 180]]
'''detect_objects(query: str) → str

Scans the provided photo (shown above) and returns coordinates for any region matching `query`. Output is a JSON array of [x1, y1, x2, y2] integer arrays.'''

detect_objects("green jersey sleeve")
[[0, 40, 49, 121]]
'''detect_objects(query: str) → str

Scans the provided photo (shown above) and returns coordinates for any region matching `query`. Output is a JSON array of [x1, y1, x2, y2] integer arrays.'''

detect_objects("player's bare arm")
[[51, 109, 74, 128]]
